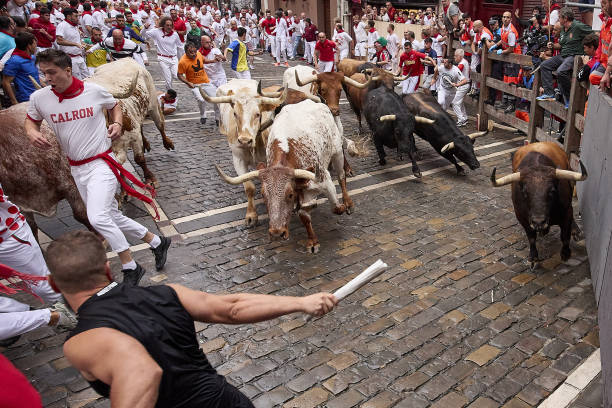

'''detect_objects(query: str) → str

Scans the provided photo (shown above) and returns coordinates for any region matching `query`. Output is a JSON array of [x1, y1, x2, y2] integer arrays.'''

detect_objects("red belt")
[[68, 53, 82, 57], [68, 148, 160, 220], [157, 53, 176, 58]]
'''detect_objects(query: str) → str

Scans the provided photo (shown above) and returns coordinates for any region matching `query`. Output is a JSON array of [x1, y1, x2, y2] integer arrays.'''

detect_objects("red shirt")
[[303, 24, 317, 42], [28, 18, 56, 48], [262, 17, 275, 35], [400, 50, 426, 76], [387, 7, 396, 21], [315, 39, 336, 61], [172, 17, 186, 41], [0, 354, 42, 407]]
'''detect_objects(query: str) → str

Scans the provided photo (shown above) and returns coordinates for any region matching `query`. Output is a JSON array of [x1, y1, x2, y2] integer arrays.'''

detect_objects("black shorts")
[[218, 383, 255, 408], [578, 0, 595, 13]]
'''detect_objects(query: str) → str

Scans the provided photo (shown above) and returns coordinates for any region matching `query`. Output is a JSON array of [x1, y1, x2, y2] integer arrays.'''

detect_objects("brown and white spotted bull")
[[491, 142, 587, 268], [0, 103, 99, 239], [87, 58, 174, 187], [215, 100, 353, 253], [200, 79, 288, 227]]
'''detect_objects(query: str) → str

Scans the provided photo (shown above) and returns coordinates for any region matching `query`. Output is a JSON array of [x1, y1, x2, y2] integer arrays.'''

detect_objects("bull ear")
[[256, 162, 267, 170]]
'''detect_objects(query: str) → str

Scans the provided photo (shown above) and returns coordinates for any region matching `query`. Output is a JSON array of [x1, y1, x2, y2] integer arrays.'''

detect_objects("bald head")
[[200, 34, 213, 50], [112, 28, 124, 42], [473, 19, 483, 30]]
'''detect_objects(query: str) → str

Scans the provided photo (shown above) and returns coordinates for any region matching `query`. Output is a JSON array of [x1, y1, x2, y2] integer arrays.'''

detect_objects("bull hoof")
[[143, 140, 151, 152], [345, 168, 354, 178], [306, 242, 320, 254], [413, 169, 422, 179], [333, 205, 346, 215], [529, 261, 538, 271], [457, 168, 466, 176], [345, 203, 354, 215], [571, 227, 583, 241], [379, 158, 386, 166], [561, 247, 571, 262], [245, 213, 258, 227], [163, 139, 175, 150]]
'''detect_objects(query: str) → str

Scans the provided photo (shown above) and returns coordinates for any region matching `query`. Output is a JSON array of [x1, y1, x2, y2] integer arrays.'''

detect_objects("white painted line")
[[106, 144, 520, 258], [537, 348, 601, 408], [172, 136, 524, 225]]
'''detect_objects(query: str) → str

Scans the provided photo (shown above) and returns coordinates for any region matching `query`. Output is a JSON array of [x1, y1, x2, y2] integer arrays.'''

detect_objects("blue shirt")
[[106, 26, 145, 43], [3, 54, 39, 102], [227, 39, 248, 72], [420, 48, 437, 75], [0, 32, 15, 61]]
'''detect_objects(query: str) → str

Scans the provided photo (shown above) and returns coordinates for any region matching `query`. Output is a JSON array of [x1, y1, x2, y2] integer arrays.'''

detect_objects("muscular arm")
[[168, 283, 337, 324], [107, 101, 123, 140], [177, 72, 193, 88], [64, 328, 162, 408], [2, 75, 18, 105], [56, 35, 83, 48]]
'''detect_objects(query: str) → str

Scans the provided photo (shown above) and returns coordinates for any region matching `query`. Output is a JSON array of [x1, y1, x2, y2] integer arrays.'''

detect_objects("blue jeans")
[[292, 35, 302, 58]]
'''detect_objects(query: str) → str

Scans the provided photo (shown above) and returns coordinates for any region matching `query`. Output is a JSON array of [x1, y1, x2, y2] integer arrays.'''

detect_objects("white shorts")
[[401, 75, 420, 94], [339, 49, 349, 60], [354, 42, 366, 57], [317, 60, 334, 73], [423, 73, 435, 90], [234, 70, 251, 79]]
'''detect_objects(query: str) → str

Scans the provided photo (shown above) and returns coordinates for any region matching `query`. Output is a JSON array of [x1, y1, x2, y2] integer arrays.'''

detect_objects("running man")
[[24, 49, 171, 286]]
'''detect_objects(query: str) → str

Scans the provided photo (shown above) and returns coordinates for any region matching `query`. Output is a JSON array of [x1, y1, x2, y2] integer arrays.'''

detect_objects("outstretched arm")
[[168, 283, 337, 324]]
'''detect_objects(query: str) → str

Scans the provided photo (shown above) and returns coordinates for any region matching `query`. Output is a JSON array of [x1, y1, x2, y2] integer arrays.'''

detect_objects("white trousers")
[[274, 36, 288, 63], [438, 85, 469, 123], [305, 41, 315, 63], [158, 55, 178, 90], [71, 156, 148, 253], [192, 82, 219, 119], [470, 53, 481, 90], [71, 56, 89, 79], [0, 223, 59, 340], [234, 70, 251, 79], [338, 48, 349, 61], [317, 60, 334, 73], [354, 42, 366, 57], [208, 75, 228, 88], [401, 76, 420, 94], [177, 42, 185, 59], [268, 36, 276, 58]]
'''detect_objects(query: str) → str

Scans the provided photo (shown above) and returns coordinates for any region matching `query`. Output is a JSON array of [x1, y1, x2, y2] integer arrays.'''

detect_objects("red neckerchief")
[[52, 76, 85, 102], [114, 37, 125, 51], [337, 29, 344, 33], [66, 19, 79, 27], [369, 27, 376, 33], [12, 49, 31, 59], [82, 10, 92, 15], [0, 29, 14, 37], [93, 7, 101, 12], [376, 47, 387, 61], [130, 7, 138, 13], [353, 22, 358, 28], [231, 26, 237, 31], [162, 29, 175, 37], [199, 47, 211, 56], [550, 3, 561, 11], [161, 95, 176, 103]]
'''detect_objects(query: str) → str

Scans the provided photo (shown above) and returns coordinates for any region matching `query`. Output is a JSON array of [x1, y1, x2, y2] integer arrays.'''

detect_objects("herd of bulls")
[[0, 59, 589, 267]]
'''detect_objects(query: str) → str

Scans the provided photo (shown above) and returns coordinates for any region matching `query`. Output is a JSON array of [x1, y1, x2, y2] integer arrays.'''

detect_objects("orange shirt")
[[178, 52, 210, 84]]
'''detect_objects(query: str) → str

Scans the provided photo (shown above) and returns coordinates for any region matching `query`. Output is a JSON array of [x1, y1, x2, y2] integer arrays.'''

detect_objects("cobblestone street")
[[2, 51, 599, 408]]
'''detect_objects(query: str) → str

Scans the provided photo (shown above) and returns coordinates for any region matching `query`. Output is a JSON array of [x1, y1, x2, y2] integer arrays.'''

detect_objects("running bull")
[[403, 93, 487, 175], [491, 142, 587, 267], [215, 100, 353, 254]]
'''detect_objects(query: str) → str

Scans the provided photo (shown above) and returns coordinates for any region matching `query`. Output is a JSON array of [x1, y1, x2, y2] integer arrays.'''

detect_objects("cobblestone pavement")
[[2, 51, 600, 408]]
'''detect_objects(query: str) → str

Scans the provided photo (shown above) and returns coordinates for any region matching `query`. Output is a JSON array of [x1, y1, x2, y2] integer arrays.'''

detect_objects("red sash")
[[0, 263, 46, 301], [68, 148, 160, 220]]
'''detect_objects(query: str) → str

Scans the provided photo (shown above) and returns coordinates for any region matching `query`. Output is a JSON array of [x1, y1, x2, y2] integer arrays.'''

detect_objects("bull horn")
[[555, 161, 588, 181], [342, 74, 371, 89], [440, 142, 455, 153], [257, 81, 283, 97], [490, 167, 521, 187], [110, 71, 139, 98], [29, 75, 42, 90], [259, 118, 274, 133], [415, 116, 435, 125], [215, 164, 260, 185], [295, 70, 317, 87], [379, 115, 396, 121], [394, 74, 408, 81], [259, 87, 288, 105], [293, 169, 316, 180], [304, 93, 322, 103], [468, 131, 488, 140], [199, 87, 234, 104]]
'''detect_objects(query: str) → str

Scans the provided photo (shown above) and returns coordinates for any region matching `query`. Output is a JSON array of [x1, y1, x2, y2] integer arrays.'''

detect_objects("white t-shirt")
[[275, 17, 288, 38], [56, 21, 82, 56], [354, 21, 367, 42], [227, 28, 238, 43], [367, 29, 378, 49], [141, 27, 182, 57], [158, 94, 177, 109], [457, 57, 470, 79], [202, 47, 226, 82], [333, 31, 352, 52], [386, 33, 399, 57], [6, 0, 25, 18], [437, 64, 465, 89], [80, 14, 94, 35], [432, 34, 443, 57], [50, 9, 64, 24], [200, 11, 213, 27], [27, 82, 117, 161]]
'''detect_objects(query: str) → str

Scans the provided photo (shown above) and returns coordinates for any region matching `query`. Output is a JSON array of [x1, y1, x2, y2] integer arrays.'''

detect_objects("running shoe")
[[536, 94, 555, 101], [122, 263, 146, 286], [151, 236, 171, 271]]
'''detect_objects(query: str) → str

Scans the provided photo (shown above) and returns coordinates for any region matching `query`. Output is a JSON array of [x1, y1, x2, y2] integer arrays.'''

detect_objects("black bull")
[[403, 93, 485, 175], [363, 86, 422, 177]]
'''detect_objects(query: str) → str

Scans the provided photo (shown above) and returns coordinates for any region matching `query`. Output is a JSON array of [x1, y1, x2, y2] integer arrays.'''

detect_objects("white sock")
[[122, 260, 137, 270], [149, 235, 161, 249]]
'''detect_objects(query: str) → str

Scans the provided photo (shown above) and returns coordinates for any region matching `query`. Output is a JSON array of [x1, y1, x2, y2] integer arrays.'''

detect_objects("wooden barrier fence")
[[449, 40, 589, 159]]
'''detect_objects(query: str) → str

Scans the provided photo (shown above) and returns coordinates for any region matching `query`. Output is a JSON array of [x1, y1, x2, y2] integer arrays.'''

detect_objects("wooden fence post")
[[565, 56, 588, 153], [527, 67, 543, 143], [477, 47, 490, 131]]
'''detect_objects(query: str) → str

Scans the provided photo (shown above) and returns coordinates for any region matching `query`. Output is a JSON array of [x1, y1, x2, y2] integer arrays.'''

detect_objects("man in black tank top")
[[45, 231, 338, 408]]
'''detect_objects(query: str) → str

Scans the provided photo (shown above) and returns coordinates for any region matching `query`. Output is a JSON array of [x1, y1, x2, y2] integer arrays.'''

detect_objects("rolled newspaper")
[[333, 259, 388, 301]]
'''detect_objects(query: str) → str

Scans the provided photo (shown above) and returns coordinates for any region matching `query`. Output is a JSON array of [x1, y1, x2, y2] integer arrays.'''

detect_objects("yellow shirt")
[[178, 52, 210, 84]]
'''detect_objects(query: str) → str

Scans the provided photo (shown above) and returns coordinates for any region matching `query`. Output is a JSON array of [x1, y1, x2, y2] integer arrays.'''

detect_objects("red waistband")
[[68, 148, 160, 220], [157, 53, 176, 58], [68, 53, 82, 57]]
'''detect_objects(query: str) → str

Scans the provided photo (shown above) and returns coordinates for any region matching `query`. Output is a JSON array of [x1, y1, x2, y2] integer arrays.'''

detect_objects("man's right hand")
[[301, 293, 338, 317], [29, 130, 52, 148]]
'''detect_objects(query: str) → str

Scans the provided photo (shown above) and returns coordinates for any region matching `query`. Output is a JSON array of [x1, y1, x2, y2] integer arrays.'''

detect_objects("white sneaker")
[[50, 302, 78, 331]]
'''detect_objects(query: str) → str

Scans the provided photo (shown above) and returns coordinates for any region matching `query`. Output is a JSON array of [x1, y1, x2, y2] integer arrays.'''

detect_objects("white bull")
[[200, 79, 287, 227]]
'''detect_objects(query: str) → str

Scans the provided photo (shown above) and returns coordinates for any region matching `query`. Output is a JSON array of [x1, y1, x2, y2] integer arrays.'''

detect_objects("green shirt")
[[560, 20, 592, 57]]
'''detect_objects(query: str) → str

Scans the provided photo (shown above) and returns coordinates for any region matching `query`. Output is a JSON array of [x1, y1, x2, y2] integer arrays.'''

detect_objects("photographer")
[[442, 0, 461, 39], [521, 14, 549, 56]]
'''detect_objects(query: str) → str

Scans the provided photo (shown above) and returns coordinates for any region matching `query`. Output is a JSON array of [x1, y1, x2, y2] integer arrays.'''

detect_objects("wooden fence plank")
[[565, 56, 588, 153], [484, 104, 529, 133], [470, 72, 482, 82], [487, 52, 534, 66], [527, 69, 543, 143], [575, 112, 585, 133], [485, 77, 534, 100], [537, 99, 568, 120]]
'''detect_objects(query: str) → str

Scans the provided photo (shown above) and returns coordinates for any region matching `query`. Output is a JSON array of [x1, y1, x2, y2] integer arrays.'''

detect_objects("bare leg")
[[298, 208, 319, 254]]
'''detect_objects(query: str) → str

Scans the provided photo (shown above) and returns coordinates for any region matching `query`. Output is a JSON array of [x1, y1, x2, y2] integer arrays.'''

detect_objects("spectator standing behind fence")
[[596, 0, 611, 89], [489, 11, 521, 114], [536, 7, 592, 106]]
